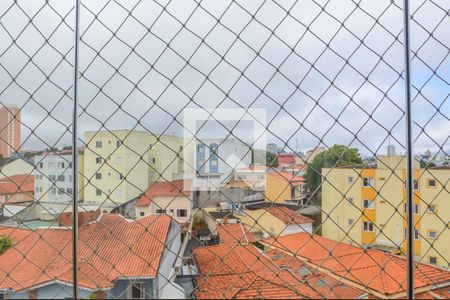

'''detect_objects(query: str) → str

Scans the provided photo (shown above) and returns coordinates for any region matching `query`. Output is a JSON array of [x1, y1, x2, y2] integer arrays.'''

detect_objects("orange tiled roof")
[[193, 243, 360, 299], [267, 171, 304, 184], [217, 223, 256, 244], [262, 233, 450, 297], [137, 180, 191, 207], [266, 249, 365, 299], [265, 206, 313, 225], [0, 174, 34, 196], [0, 214, 172, 292]]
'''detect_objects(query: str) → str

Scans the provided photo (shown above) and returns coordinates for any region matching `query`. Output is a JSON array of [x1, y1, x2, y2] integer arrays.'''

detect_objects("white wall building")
[[34, 151, 73, 204], [192, 138, 252, 191]]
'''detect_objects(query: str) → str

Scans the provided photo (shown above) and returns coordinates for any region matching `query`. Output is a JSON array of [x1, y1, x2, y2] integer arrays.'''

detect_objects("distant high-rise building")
[[0, 104, 21, 157], [266, 143, 278, 154], [387, 144, 396, 156]]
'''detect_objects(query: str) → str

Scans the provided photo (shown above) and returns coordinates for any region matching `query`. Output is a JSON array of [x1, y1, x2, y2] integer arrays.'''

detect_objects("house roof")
[[236, 165, 268, 172], [137, 180, 191, 207], [217, 223, 256, 244], [266, 249, 366, 299], [262, 233, 450, 297], [193, 243, 358, 299], [0, 174, 34, 196], [0, 214, 172, 292], [267, 172, 304, 184], [265, 206, 313, 225]]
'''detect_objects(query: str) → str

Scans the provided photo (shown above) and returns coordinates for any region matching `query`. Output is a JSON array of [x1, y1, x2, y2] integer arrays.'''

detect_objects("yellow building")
[[83, 130, 185, 206], [265, 172, 305, 203], [321, 155, 449, 268]]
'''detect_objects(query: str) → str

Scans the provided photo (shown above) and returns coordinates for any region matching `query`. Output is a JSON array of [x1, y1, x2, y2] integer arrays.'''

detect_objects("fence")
[[0, 0, 449, 299]]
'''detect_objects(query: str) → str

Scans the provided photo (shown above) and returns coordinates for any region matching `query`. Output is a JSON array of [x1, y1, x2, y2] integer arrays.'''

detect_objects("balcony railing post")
[[72, 0, 81, 298], [402, 0, 414, 298]]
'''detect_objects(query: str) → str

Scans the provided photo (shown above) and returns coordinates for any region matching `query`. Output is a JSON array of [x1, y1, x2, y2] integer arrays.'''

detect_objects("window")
[[427, 179, 436, 188], [347, 176, 354, 184], [362, 177, 374, 187], [39, 162, 43, 168], [177, 209, 188, 217], [51, 188, 56, 195], [169, 209, 174, 215], [427, 204, 437, 213], [140, 212, 145, 217], [151, 158, 156, 164], [348, 219, 354, 226], [414, 228, 419, 240], [362, 199, 374, 210], [156, 209, 166, 214], [428, 256, 437, 265], [128, 282, 145, 299], [96, 141, 102, 148], [414, 204, 419, 215], [347, 197, 354, 205], [58, 188, 64, 195], [116, 173, 124, 180], [96, 157, 102, 164], [405, 179, 419, 190], [428, 230, 437, 239], [58, 162, 65, 169], [57, 175, 65, 182], [67, 188, 73, 194], [116, 156, 123, 164], [116, 140, 122, 148], [116, 189, 123, 197], [96, 173, 102, 180], [96, 189, 102, 196], [363, 221, 374, 232], [49, 175, 57, 182]]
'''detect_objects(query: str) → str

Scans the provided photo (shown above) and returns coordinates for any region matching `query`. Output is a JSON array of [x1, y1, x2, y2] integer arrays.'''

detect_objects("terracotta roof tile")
[[0, 174, 34, 196], [262, 233, 450, 296], [137, 180, 191, 207], [267, 172, 304, 183], [265, 206, 313, 225], [193, 244, 304, 299], [0, 214, 172, 292], [217, 223, 256, 244]]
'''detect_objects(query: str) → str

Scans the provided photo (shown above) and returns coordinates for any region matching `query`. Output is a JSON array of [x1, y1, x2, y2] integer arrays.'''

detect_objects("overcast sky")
[[0, 0, 448, 157]]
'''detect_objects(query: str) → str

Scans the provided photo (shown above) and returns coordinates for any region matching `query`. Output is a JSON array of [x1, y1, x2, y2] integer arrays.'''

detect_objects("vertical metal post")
[[72, 0, 81, 298], [403, 0, 414, 298]]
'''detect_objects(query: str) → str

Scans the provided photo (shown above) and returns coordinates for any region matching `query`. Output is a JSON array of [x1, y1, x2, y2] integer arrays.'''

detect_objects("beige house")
[[135, 180, 192, 224], [0, 157, 34, 179], [238, 206, 313, 239]]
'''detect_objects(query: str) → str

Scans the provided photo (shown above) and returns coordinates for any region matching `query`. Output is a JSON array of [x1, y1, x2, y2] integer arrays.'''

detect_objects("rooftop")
[[266, 171, 304, 183], [262, 233, 450, 297], [265, 206, 314, 225], [0, 214, 173, 292], [217, 223, 256, 244], [0, 174, 34, 197], [137, 179, 191, 207], [192, 243, 362, 299]]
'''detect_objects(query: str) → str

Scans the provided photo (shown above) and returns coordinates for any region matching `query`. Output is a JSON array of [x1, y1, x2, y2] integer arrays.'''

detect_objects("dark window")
[[96, 157, 102, 164], [96, 141, 102, 148], [177, 209, 187, 217], [96, 189, 102, 196], [140, 212, 145, 217], [96, 173, 102, 180]]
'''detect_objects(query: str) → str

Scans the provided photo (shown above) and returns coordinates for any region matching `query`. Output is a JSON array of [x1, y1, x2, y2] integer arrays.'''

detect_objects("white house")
[[136, 180, 192, 225]]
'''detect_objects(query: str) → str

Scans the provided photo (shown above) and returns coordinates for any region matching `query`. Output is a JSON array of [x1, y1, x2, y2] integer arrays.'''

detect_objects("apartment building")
[[83, 130, 185, 206], [34, 151, 73, 204], [321, 155, 450, 267], [0, 104, 21, 158]]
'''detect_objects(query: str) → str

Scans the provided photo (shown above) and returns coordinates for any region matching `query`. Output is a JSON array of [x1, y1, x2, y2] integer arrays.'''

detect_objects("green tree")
[[0, 235, 13, 253], [304, 145, 362, 194], [266, 151, 278, 167], [420, 159, 436, 168]]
